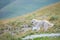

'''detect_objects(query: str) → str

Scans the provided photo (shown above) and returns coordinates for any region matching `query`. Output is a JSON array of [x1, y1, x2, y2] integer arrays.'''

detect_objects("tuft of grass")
[[49, 15, 59, 21]]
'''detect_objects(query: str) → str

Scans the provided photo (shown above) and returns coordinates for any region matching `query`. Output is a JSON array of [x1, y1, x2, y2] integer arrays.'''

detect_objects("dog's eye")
[[32, 22, 33, 23]]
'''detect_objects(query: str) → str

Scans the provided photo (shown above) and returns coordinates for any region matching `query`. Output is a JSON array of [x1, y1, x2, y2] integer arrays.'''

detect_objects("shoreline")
[[0, 2, 60, 24]]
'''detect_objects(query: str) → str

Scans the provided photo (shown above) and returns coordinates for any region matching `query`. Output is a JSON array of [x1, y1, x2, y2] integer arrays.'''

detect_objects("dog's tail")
[[49, 23, 54, 27]]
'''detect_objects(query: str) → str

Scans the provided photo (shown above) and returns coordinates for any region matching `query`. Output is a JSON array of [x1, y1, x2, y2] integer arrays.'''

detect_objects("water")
[[0, 0, 60, 20]]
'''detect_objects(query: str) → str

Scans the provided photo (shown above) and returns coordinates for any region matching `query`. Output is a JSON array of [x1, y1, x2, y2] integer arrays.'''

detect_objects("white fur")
[[31, 19, 54, 31]]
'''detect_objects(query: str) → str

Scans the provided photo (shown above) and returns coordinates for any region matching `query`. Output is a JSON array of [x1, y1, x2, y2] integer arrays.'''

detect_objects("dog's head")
[[31, 19, 38, 25]]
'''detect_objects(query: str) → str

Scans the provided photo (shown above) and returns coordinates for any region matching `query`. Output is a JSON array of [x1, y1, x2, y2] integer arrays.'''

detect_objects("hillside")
[[0, 2, 60, 40]]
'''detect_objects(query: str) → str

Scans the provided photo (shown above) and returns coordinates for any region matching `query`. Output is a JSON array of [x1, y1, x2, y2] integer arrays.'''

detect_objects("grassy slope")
[[1, 2, 60, 31], [33, 36, 60, 40], [0, 2, 60, 38]]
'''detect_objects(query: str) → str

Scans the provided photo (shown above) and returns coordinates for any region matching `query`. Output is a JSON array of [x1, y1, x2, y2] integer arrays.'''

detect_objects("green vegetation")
[[0, 3, 60, 40], [33, 36, 60, 40], [0, 33, 22, 40]]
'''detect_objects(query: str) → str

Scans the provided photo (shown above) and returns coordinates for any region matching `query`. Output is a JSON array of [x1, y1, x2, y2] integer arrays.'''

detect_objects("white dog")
[[31, 19, 54, 31]]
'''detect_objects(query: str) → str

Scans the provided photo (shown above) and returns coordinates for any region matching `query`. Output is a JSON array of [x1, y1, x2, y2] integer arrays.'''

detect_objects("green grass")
[[33, 36, 60, 40], [0, 33, 22, 40]]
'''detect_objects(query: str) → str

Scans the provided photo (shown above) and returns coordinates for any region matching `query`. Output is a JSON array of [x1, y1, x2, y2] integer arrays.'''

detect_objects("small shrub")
[[29, 32, 34, 35], [49, 15, 58, 21]]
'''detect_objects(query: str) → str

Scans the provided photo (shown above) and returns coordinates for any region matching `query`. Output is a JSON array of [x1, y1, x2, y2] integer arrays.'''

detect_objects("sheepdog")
[[31, 19, 54, 31]]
